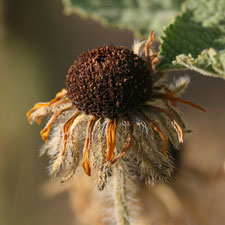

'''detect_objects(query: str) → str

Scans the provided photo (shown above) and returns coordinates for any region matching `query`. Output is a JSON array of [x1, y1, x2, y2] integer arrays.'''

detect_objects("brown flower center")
[[66, 45, 152, 118]]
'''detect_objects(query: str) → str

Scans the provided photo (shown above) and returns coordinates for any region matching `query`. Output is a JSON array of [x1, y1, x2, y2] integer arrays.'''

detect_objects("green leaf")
[[62, 0, 185, 38], [173, 49, 225, 79], [157, 0, 225, 79]]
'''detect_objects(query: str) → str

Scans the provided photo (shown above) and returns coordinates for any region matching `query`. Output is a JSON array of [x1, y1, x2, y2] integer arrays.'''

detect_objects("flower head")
[[66, 45, 152, 118], [27, 31, 206, 189]]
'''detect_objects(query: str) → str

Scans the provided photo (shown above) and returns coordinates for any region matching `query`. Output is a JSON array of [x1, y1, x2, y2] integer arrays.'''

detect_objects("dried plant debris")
[[27, 31, 206, 225]]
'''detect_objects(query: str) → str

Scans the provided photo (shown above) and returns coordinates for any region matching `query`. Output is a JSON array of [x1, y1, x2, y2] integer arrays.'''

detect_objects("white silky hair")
[[169, 75, 190, 95], [30, 87, 184, 186], [132, 39, 156, 60], [132, 39, 146, 57]]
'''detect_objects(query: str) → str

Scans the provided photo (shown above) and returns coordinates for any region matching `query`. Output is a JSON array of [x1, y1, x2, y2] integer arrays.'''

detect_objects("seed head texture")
[[66, 46, 152, 118]]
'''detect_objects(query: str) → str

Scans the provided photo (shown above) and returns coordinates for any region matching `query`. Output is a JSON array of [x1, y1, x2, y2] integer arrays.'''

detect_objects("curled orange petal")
[[26, 102, 49, 124], [82, 116, 98, 176], [26, 89, 68, 124], [62, 111, 80, 156], [107, 118, 133, 168], [146, 105, 184, 143], [40, 106, 73, 142], [106, 119, 117, 161]]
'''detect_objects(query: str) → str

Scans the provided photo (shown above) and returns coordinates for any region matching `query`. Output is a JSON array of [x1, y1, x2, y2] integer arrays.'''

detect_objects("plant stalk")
[[113, 160, 130, 225]]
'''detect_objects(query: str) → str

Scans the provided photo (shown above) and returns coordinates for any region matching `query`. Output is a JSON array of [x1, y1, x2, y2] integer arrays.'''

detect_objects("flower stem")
[[113, 160, 130, 225]]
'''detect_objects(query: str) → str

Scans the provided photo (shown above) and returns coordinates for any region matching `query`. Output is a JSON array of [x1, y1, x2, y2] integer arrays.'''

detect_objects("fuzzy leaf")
[[157, 0, 225, 79], [62, 0, 185, 38], [173, 49, 225, 79]]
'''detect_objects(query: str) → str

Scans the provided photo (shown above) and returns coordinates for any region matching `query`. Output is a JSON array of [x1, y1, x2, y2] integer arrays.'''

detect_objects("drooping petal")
[[82, 116, 98, 176], [106, 118, 117, 161]]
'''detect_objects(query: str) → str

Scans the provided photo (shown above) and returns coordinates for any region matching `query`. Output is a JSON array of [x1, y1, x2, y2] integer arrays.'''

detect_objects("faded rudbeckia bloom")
[[27, 31, 205, 191]]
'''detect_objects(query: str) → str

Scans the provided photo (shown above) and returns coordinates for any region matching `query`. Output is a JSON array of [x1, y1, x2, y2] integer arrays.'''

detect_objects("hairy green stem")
[[113, 161, 130, 225]]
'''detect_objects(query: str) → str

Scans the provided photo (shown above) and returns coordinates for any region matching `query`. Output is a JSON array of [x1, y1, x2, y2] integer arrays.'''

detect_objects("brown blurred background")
[[0, 0, 225, 225]]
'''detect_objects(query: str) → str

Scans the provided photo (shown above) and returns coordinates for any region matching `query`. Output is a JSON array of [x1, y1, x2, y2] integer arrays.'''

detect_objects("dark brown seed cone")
[[66, 46, 152, 118]]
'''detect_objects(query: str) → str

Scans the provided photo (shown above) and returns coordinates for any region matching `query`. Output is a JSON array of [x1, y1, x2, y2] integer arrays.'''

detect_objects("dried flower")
[[27, 31, 205, 190], [66, 45, 152, 118]]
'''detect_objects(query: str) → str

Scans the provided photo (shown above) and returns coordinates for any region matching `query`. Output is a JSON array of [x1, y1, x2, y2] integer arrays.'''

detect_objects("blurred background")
[[0, 0, 225, 225]]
